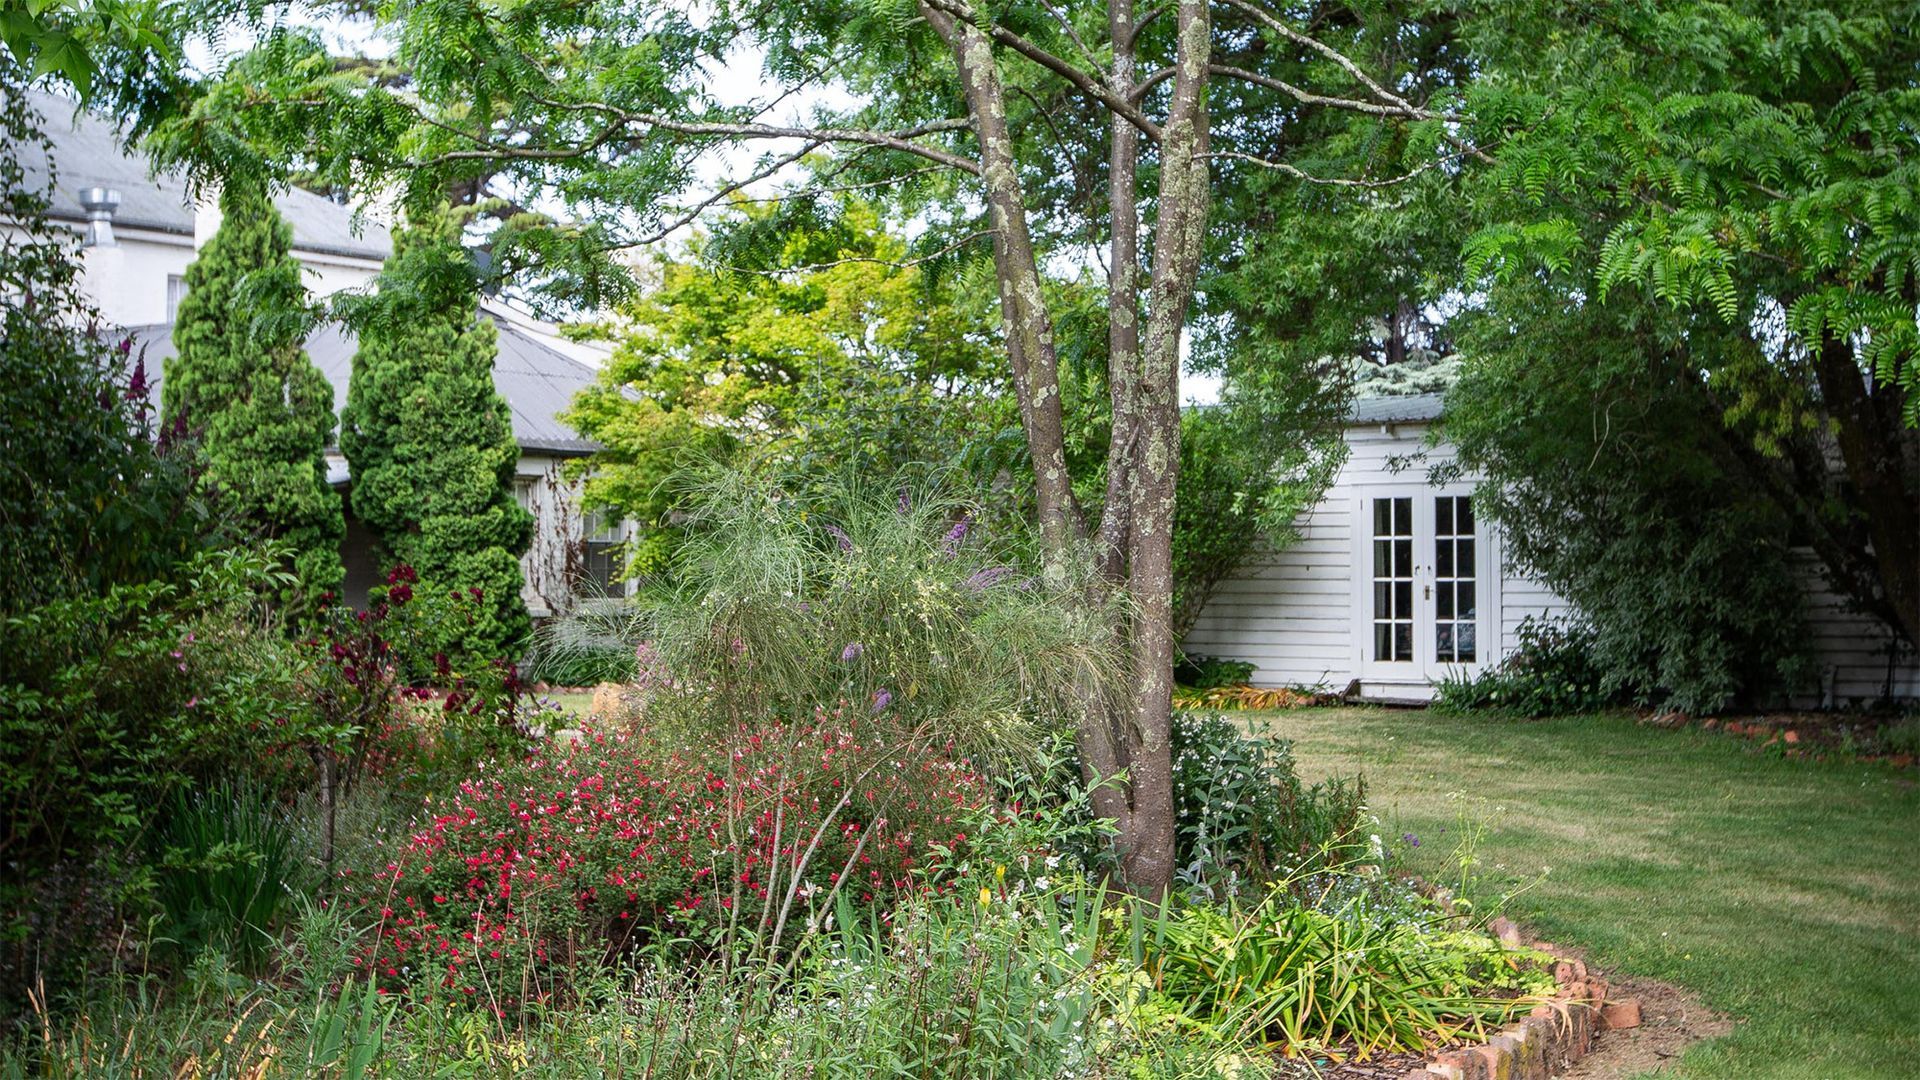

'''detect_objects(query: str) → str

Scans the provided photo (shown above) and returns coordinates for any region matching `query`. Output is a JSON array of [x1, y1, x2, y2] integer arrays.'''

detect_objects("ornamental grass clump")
[[622, 470, 1117, 757]]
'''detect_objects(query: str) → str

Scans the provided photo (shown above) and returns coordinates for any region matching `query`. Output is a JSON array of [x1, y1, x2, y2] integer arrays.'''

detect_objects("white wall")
[[71, 224, 381, 328], [1183, 419, 1506, 694], [1184, 418, 1919, 706]]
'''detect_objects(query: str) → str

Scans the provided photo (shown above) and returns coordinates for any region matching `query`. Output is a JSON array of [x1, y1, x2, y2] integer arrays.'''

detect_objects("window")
[[1434, 495, 1477, 662], [165, 274, 188, 320], [1370, 496, 1414, 662], [582, 509, 627, 599]]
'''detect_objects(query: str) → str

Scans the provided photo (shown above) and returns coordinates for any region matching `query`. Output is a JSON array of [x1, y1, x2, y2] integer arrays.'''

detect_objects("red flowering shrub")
[[348, 713, 988, 1006]]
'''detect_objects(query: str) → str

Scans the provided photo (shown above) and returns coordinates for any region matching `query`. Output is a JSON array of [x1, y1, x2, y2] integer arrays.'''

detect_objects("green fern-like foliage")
[[1463, 2, 1920, 424], [339, 213, 533, 663], [164, 178, 342, 602]]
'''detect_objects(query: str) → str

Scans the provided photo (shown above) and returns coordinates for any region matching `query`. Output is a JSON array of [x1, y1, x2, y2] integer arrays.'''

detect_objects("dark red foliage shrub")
[[347, 712, 987, 1005]]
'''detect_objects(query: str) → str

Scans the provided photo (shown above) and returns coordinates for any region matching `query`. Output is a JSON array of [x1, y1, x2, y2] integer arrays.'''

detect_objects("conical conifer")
[[340, 212, 533, 661], [165, 178, 342, 600]]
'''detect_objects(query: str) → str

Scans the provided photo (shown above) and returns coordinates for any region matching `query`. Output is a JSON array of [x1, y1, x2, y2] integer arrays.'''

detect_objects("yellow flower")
[[995, 864, 1006, 882], [978, 887, 992, 907]]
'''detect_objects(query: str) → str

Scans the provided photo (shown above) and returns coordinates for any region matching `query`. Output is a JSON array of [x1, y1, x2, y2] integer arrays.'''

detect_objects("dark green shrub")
[[339, 212, 534, 665], [148, 782, 299, 966], [1434, 617, 1621, 718], [1172, 653, 1255, 690], [0, 81, 214, 616], [164, 176, 343, 604], [1447, 293, 1813, 713], [0, 548, 304, 1012], [1169, 712, 1366, 897]]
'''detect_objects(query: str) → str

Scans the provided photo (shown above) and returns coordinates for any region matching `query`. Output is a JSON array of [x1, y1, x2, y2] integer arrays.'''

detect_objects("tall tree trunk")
[[924, 0, 1213, 897], [922, 3, 1082, 566], [1117, 0, 1212, 896]]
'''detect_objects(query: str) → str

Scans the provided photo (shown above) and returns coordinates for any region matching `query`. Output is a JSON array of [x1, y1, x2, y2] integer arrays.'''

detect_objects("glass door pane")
[[1434, 495, 1477, 662], [1371, 496, 1414, 662]]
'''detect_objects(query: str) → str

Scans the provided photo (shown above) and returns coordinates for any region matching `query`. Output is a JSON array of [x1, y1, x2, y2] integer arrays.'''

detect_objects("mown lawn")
[[1254, 706, 1920, 1079]]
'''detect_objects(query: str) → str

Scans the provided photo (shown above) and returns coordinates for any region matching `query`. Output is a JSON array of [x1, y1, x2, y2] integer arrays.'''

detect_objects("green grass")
[[1254, 706, 1920, 1079], [544, 689, 596, 721]]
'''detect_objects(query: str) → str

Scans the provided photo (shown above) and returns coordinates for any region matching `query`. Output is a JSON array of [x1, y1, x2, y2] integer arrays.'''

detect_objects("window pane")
[[1374, 499, 1391, 535], [1374, 623, 1392, 661], [1457, 580, 1476, 619], [1437, 539, 1454, 578], [1373, 581, 1390, 619], [1394, 581, 1412, 619], [1436, 496, 1454, 534], [1456, 537, 1475, 574], [1394, 623, 1412, 659], [1458, 622, 1476, 662], [1394, 539, 1412, 575], [1373, 540, 1391, 577], [1394, 498, 1411, 534], [1437, 583, 1454, 619], [1458, 498, 1475, 534], [1436, 623, 1455, 661]]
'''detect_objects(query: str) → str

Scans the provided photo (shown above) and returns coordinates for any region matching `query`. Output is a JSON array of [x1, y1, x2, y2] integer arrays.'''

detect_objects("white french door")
[[1352, 487, 1495, 684]]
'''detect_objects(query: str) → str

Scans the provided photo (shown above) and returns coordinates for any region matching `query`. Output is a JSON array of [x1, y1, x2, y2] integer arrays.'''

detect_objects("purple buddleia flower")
[[962, 566, 1016, 591], [824, 524, 852, 551], [940, 514, 970, 555], [871, 688, 893, 712], [840, 641, 864, 662]]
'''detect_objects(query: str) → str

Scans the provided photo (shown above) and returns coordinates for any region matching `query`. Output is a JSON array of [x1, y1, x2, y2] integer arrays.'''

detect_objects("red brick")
[[1600, 998, 1643, 1029], [1428, 1049, 1491, 1080], [1473, 1034, 1521, 1080]]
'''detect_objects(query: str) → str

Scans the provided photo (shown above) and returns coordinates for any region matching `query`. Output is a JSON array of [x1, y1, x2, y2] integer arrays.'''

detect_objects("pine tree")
[[340, 214, 533, 662], [165, 178, 342, 600]]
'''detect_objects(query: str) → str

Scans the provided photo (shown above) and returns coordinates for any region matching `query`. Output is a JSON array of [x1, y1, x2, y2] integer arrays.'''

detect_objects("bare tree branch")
[[1206, 63, 1453, 120], [739, 163, 949, 203], [924, 0, 1164, 141], [1220, 0, 1431, 118], [715, 228, 996, 275], [1039, 0, 1104, 71], [422, 97, 983, 176], [624, 139, 825, 247], [1205, 146, 1464, 186]]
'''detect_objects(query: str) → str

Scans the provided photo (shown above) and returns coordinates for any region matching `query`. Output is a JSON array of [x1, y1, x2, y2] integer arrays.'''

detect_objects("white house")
[[19, 91, 627, 617], [1183, 393, 1920, 706]]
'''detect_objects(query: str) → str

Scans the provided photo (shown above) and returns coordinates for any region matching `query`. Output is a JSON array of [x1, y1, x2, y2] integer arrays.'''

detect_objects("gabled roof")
[[1348, 392, 1444, 425], [126, 314, 602, 457], [21, 90, 391, 262]]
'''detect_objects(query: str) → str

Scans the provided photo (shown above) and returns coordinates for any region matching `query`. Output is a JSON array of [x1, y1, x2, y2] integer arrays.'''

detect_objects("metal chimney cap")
[[78, 186, 122, 215]]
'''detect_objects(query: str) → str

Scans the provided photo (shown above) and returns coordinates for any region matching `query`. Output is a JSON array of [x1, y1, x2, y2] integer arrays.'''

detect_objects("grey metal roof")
[[1347, 392, 1445, 425], [126, 315, 603, 457], [21, 91, 391, 261]]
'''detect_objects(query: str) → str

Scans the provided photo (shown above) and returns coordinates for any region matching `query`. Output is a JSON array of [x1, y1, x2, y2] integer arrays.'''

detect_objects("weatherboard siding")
[[1185, 416, 1918, 706]]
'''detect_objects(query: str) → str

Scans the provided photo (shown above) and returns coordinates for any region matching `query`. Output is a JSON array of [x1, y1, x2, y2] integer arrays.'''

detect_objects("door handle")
[[1424, 585, 1432, 600]]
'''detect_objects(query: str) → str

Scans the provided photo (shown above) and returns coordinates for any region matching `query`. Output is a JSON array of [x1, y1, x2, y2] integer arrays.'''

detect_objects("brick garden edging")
[[1409, 917, 1642, 1080]]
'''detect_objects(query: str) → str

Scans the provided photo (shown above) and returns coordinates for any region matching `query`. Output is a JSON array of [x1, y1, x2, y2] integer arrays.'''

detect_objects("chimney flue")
[[79, 186, 122, 247]]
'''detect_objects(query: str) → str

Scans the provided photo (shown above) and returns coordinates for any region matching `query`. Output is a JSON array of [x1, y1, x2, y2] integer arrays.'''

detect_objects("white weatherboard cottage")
[[18, 91, 629, 617], [1183, 393, 1920, 706]]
